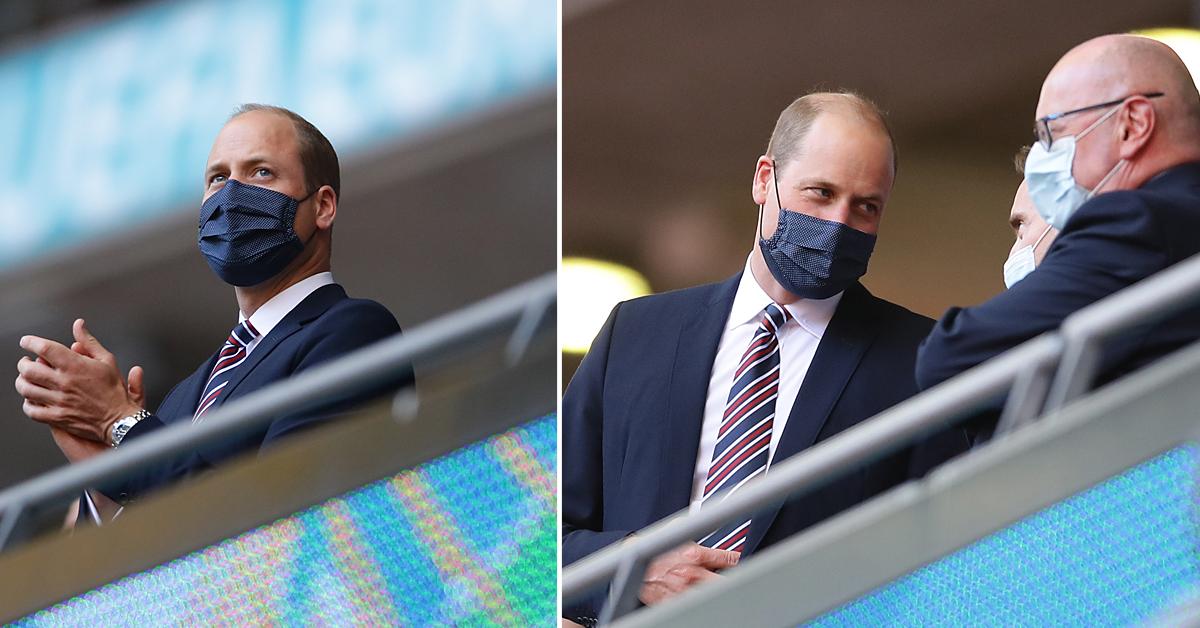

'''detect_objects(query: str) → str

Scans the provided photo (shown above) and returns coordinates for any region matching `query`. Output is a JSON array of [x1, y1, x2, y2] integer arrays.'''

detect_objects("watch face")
[[112, 419, 133, 446]]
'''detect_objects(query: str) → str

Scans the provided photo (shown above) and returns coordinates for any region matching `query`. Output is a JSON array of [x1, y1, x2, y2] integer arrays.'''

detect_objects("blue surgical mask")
[[757, 162, 876, 300], [198, 180, 314, 286], [1024, 105, 1125, 230], [1002, 224, 1053, 288]]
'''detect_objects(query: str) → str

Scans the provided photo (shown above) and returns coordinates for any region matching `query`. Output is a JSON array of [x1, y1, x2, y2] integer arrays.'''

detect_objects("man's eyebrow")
[[791, 178, 839, 192], [853, 192, 885, 204], [792, 178, 884, 203], [204, 156, 273, 177]]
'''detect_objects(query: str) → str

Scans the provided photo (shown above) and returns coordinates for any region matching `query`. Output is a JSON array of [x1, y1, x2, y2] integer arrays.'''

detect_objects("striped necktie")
[[193, 320, 260, 422], [699, 302, 789, 552]]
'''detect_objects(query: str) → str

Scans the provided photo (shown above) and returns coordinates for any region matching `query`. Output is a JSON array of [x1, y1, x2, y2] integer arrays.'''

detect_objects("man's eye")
[[208, 174, 227, 185], [255, 167, 272, 177], [806, 187, 832, 199]]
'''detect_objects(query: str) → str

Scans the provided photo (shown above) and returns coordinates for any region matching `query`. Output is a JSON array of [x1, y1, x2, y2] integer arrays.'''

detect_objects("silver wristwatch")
[[110, 409, 151, 447]]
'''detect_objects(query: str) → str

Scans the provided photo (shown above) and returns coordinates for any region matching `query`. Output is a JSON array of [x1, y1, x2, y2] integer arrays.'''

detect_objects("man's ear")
[[314, 185, 337, 229], [751, 156, 773, 206], [1117, 97, 1156, 160]]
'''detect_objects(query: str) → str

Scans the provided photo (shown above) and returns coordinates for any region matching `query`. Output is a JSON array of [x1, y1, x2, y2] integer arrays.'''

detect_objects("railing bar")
[[563, 335, 1063, 600], [567, 252, 1200, 605], [601, 555, 651, 625], [1049, 253, 1200, 406], [0, 273, 555, 520]]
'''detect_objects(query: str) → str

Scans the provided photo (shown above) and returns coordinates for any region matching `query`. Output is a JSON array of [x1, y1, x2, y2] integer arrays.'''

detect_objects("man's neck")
[[748, 248, 801, 305], [235, 259, 330, 318]]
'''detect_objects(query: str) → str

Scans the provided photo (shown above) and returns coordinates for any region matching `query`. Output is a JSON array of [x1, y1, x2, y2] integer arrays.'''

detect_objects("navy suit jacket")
[[917, 161, 1200, 402], [563, 275, 968, 617], [105, 283, 413, 502]]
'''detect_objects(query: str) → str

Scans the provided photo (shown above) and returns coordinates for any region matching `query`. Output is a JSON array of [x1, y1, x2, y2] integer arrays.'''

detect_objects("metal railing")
[[0, 271, 555, 552], [562, 251, 1200, 625]]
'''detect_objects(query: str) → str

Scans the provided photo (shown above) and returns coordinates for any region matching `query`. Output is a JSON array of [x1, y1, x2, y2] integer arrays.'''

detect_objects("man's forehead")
[[207, 111, 299, 165], [1036, 61, 1126, 118]]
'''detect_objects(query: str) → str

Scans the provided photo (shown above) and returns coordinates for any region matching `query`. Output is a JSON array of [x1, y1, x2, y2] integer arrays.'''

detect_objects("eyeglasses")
[[1034, 92, 1163, 150]]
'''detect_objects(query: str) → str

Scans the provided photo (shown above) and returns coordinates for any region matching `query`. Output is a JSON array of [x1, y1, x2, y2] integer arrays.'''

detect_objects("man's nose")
[[827, 200, 855, 225]]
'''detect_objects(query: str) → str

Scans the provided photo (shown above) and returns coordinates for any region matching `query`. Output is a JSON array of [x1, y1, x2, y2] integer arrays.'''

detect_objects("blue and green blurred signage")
[[0, 0, 556, 267]]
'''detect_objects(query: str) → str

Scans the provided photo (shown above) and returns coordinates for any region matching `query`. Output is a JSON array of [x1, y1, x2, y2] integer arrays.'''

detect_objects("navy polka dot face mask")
[[757, 162, 876, 300], [198, 180, 314, 287]]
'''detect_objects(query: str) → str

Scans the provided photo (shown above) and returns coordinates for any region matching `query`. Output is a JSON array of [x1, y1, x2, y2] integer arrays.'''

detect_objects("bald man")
[[563, 91, 968, 624], [917, 34, 1200, 404]]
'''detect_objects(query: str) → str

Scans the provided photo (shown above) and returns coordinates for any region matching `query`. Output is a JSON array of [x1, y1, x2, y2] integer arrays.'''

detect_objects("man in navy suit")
[[14, 104, 412, 519], [917, 35, 1200, 413], [563, 92, 968, 622]]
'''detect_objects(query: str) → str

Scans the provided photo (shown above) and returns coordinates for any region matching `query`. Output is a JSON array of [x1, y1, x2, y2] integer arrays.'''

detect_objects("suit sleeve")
[[259, 301, 410, 447], [916, 193, 1168, 391], [103, 301, 409, 503], [98, 384, 196, 503], [562, 304, 632, 619]]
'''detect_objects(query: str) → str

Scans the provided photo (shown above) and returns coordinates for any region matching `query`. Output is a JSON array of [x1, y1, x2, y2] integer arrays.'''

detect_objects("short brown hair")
[[1013, 145, 1031, 175], [766, 91, 897, 174], [232, 104, 341, 199]]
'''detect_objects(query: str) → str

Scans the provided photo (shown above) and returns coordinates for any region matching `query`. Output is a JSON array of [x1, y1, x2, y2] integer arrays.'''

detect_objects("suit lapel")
[[656, 274, 741, 519], [215, 283, 347, 405], [744, 282, 881, 554], [159, 355, 219, 424]]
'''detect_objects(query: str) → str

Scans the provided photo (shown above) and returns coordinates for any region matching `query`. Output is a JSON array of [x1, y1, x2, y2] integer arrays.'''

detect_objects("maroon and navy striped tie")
[[193, 320, 259, 422], [699, 303, 789, 552]]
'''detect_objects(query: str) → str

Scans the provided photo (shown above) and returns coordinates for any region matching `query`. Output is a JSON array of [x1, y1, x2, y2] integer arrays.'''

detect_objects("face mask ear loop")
[[293, 186, 324, 246], [1031, 223, 1053, 250], [1076, 102, 1123, 141], [1029, 223, 1054, 264], [1087, 158, 1126, 199], [758, 159, 785, 241], [1073, 103, 1125, 199]]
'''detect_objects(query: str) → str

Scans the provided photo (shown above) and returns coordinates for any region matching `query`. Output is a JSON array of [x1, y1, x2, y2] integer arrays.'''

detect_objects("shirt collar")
[[727, 257, 842, 339], [240, 272, 336, 339]]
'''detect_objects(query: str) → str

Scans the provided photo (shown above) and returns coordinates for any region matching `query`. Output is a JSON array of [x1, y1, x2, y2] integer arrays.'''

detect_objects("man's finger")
[[19, 335, 77, 368], [73, 319, 114, 365], [16, 375, 63, 406], [689, 545, 740, 570], [679, 564, 722, 585], [127, 365, 145, 407], [22, 398, 59, 422], [16, 356, 62, 390]]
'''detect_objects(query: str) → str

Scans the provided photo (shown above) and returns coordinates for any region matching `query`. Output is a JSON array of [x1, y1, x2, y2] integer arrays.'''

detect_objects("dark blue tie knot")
[[762, 303, 790, 332], [229, 319, 260, 346]]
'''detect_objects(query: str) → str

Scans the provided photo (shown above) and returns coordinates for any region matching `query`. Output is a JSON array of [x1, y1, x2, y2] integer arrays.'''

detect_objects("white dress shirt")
[[239, 272, 335, 354], [688, 258, 842, 512]]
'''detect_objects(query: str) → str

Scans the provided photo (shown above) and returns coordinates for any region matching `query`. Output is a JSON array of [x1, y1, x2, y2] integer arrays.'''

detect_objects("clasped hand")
[[15, 319, 144, 448], [639, 542, 740, 605]]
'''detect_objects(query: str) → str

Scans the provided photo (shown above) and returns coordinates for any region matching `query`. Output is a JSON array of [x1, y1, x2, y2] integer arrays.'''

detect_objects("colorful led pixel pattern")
[[18, 415, 556, 626], [812, 444, 1200, 626]]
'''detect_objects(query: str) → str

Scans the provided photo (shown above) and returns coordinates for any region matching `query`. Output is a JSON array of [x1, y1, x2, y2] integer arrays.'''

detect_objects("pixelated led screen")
[[812, 444, 1200, 626], [17, 414, 556, 626]]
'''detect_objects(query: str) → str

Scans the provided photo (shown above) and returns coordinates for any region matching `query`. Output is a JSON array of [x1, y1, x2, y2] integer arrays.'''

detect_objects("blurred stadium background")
[[0, 0, 556, 623]]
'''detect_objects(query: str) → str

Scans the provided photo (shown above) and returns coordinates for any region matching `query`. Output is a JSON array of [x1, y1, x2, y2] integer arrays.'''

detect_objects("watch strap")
[[110, 408, 151, 447]]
